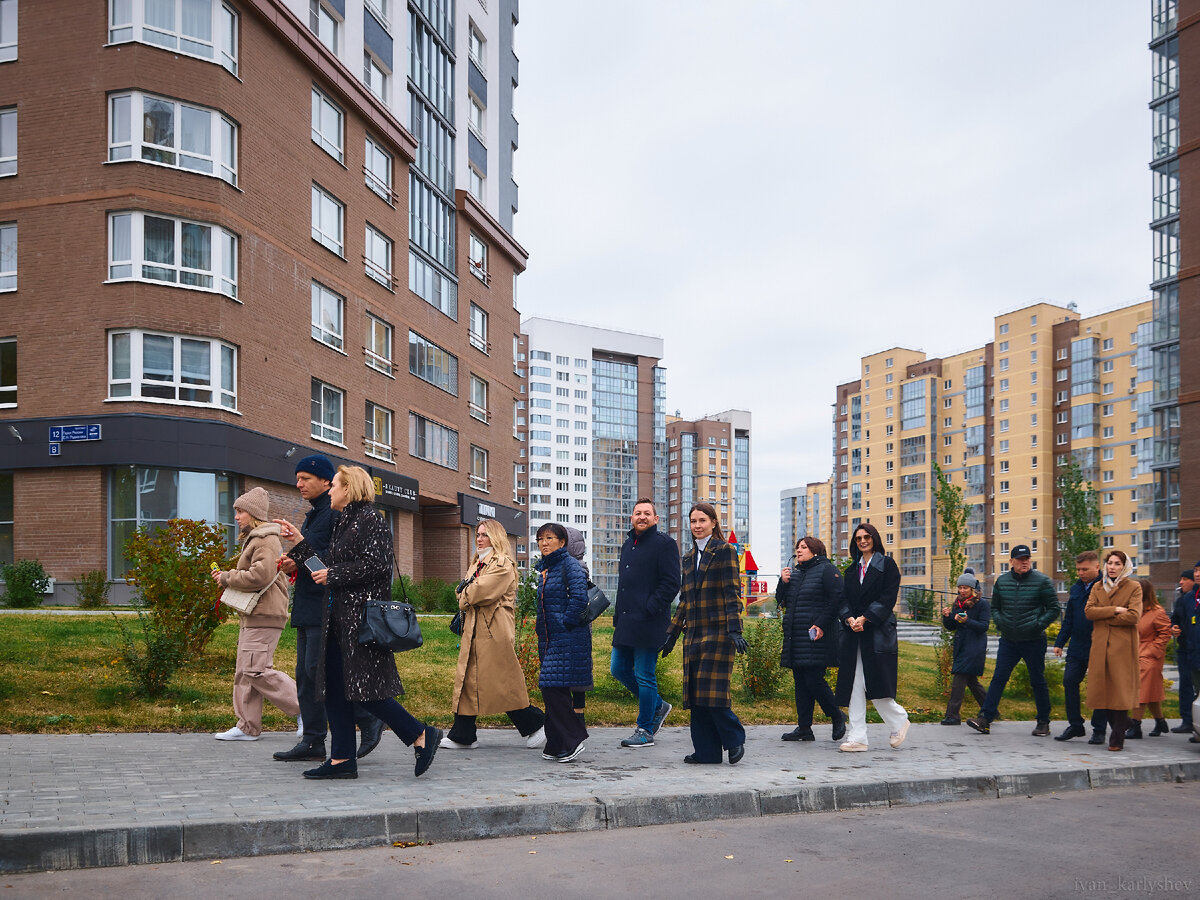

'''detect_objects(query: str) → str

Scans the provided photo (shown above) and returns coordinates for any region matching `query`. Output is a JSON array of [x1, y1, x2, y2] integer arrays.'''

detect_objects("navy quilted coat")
[[535, 547, 593, 691]]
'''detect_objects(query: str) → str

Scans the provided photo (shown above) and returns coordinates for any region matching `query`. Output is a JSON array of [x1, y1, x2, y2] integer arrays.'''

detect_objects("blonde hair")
[[336, 465, 375, 504], [472, 518, 513, 564], [238, 514, 268, 534]]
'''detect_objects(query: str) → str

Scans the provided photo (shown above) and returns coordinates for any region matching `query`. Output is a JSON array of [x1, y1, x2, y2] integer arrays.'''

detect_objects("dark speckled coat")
[[289, 500, 404, 703]]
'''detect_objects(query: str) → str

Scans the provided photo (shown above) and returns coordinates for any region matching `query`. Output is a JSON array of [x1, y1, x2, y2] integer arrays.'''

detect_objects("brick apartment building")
[[665, 409, 752, 554], [0, 0, 527, 599]]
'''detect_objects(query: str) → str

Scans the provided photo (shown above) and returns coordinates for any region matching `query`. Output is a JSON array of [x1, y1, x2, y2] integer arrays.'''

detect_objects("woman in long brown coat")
[[441, 519, 546, 750], [1126, 577, 1173, 739], [1085, 550, 1142, 751]]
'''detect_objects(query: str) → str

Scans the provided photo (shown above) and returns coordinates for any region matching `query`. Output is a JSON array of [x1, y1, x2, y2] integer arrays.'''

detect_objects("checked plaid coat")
[[669, 538, 744, 709]]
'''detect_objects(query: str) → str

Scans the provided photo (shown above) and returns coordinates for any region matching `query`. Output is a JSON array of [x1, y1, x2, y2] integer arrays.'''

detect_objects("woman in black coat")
[[279, 465, 441, 780], [939, 570, 991, 725], [834, 522, 910, 753], [776, 536, 845, 742]]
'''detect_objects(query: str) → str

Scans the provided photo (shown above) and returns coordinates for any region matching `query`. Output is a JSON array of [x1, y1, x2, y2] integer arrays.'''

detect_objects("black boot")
[[1149, 718, 1169, 736], [1125, 719, 1143, 739], [831, 711, 847, 742]]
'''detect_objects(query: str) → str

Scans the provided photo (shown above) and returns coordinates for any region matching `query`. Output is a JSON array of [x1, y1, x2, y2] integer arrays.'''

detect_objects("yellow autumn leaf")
[[724, 855, 734, 860]]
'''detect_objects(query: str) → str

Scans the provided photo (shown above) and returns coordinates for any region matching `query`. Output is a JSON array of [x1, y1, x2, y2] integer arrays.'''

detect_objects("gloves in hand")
[[730, 633, 748, 654], [660, 632, 679, 657]]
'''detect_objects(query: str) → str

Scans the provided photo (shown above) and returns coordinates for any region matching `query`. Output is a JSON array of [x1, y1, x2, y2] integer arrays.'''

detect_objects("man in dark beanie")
[[273, 454, 384, 761]]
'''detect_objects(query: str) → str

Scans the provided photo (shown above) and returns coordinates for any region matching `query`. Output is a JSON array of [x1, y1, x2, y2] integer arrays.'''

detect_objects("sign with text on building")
[[370, 468, 419, 511], [458, 493, 525, 537], [49, 424, 102, 442]]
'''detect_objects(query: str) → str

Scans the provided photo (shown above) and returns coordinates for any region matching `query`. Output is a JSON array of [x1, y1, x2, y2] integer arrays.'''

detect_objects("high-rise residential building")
[[1147, 1, 1185, 583], [519, 318, 666, 597], [0, 0, 528, 598], [830, 301, 1153, 601], [779, 477, 834, 568], [666, 410, 752, 552]]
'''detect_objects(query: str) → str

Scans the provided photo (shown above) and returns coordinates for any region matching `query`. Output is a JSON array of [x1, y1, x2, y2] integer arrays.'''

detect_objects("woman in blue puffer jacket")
[[534, 522, 592, 762]]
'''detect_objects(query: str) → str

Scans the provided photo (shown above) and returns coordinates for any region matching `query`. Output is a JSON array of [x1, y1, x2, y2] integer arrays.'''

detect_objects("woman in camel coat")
[[1085, 550, 1142, 751], [442, 519, 546, 750]]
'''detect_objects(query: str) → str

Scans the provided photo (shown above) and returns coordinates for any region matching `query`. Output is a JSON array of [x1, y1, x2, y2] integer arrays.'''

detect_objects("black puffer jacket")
[[777, 556, 841, 669]]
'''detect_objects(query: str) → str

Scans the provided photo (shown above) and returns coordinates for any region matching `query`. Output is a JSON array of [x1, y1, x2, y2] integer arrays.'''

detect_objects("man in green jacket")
[[967, 545, 1061, 737]]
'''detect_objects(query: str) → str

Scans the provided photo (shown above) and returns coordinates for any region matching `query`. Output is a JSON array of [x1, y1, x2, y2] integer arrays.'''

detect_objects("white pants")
[[846, 647, 908, 746]]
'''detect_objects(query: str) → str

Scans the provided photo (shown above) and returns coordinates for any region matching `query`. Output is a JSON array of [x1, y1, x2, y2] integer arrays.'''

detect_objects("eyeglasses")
[[855, 534, 873, 543]]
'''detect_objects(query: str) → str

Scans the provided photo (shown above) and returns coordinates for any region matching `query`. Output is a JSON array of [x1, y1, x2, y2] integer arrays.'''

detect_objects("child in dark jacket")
[[941, 569, 991, 725]]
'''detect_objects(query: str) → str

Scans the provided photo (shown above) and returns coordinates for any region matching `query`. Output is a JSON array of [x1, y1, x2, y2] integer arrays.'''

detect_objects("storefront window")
[[0, 472, 12, 565]]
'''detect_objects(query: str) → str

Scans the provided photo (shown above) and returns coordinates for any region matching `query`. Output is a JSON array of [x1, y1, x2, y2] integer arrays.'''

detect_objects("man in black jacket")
[[1169, 566, 1197, 733], [273, 455, 383, 762], [611, 499, 681, 748], [1052, 551, 1105, 743]]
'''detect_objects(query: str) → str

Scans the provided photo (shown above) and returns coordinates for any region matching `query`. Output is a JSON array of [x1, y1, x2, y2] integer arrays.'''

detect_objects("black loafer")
[[683, 753, 720, 764], [1054, 724, 1086, 742], [303, 758, 357, 779], [1087, 731, 1107, 745], [728, 744, 745, 765], [831, 716, 847, 742], [274, 741, 326, 762], [414, 726, 441, 777], [356, 717, 385, 759], [781, 728, 815, 742]]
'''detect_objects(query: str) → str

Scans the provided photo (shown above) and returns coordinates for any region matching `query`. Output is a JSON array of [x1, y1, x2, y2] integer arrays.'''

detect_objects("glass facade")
[[591, 358, 639, 597], [653, 366, 668, 515], [733, 431, 750, 539]]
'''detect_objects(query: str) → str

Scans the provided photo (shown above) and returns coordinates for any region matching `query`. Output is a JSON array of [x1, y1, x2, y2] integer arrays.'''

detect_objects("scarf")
[[1102, 557, 1134, 595]]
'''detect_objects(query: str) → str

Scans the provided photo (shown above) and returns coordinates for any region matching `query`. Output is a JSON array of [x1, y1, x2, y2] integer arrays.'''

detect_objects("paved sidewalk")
[[3, 721, 1198, 873]]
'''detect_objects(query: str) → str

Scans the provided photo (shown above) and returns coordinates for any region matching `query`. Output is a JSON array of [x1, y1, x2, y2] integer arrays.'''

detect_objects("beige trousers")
[[233, 624, 300, 736]]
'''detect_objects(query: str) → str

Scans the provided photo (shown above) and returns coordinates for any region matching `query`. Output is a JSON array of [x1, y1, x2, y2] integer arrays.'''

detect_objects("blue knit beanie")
[[294, 454, 336, 482]]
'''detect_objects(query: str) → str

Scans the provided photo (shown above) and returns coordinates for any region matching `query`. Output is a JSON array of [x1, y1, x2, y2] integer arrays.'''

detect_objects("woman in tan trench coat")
[[441, 519, 547, 750], [1085, 549, 1142, 751], [1127, 578, 1174, 739]]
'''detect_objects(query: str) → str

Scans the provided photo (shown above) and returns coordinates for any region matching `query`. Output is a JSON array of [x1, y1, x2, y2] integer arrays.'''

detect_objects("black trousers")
[[296, 625, 379, 745], [1103, 709, 1130, 749], [1062, 655, 1106, 732], [448, 706, 545, 744], [791, 666, 840, 730], [689, 705, 745, 762], [944, 673, 987, 719], [542, 687, 588, 756]]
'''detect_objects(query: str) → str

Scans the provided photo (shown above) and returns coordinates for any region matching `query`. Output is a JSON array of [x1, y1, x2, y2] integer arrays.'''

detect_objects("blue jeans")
[[610, 645, 663, 732], [981, 636, 1051, 724]]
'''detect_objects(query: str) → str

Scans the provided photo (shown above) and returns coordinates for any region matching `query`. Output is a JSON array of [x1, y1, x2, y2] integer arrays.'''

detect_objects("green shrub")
[[72, 569, 111, 610], [396, 575, 458, 613], [1004, 659, 1064, 701], [1, 559, 51, 609], [515, 565, 540, 686], [738, 617, 786, 700], [113, 609, 196, 698], [904, 587, 937, 622], [934, 626, 954, 699]]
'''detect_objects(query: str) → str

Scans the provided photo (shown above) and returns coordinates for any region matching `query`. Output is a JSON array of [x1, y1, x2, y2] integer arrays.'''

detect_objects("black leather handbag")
[[358, 572, 423, 652], [584, 582, 610, 623]]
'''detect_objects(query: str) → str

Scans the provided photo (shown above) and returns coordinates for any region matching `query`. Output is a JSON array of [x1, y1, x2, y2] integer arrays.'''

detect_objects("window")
[[309, 0, 339, 53], [108, 211, 237, 298], [469, 303, 489, 353], [364, 50, 389, 103], [364, 135, 393, 201], [1030, 350, 1037, 363], [998, 341, 1009, 352], [364, 223, 393, 287], [469, 233, 488, 282], [365, 313, 393, 375], [1102, 359, 1114, 373], [468, 94, 485, 140], [999, 323, 1009, 335], [409, 331, 458, 394], [310, 281, 344, 351], [468, 22, 485, 66], [469, 374, 488, 422], [311, 87, 343, 161], [311, 184, 344, 255], [469, 445, 488, 492], [110, 0, 239, 74], [0, 107, 8, 175], [0, 222, 13, 291], [310, 379, 343, 443], [999, 379, 1009, 392], [409, 251, 457, 319], [365, 401, 393, 460], [0, 338, 14, 406], [109, 92, 236, 184], [999, 358, 1009, 371], [0, 0, 15, 62], [365, 0, 390, 31], [468, 164, 485, 202], [108, 330, 236, 409], [409, 412, 458, 469]]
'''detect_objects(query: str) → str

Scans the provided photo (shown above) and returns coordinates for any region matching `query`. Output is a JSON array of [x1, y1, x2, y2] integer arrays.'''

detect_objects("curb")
[[7, 760, 1200, 873]]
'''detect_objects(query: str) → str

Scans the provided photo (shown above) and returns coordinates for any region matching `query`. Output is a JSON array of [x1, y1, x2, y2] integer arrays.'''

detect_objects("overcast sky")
[[512, 1, 1150, 571]]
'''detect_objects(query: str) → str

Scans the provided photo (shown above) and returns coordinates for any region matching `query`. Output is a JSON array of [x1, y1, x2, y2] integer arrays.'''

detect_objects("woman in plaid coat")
[[662, 502, 748, 764]]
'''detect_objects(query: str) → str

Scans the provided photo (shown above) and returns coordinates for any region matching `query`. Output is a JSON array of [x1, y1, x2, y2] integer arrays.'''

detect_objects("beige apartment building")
[[830, 301, 1154, 600], [666, 410, 752, 552], [779, 478, 834, 569]]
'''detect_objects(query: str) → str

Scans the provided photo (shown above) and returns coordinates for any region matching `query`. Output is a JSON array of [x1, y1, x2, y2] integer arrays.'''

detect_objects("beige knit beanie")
[[233, 486, 270, 522]]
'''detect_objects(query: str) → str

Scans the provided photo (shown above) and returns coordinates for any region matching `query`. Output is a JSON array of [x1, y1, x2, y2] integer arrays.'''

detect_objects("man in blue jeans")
[[967, 544, 1060, 737], [611, 498, 681, 748]]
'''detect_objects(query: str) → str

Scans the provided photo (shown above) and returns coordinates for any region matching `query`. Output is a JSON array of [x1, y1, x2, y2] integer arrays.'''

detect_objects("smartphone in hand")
[[304, 556, 326, 573]]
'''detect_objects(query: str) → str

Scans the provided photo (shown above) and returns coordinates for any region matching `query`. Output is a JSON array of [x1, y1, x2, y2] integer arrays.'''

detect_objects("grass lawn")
[[0, 615, 1177, 733]]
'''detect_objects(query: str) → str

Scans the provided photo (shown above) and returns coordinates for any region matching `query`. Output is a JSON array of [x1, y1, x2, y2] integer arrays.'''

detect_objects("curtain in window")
[[180, 339, 210, 386], [110, 333, 132, 382], [142, 335, 175, 383], [142, 97, 174, 155], [180, 105, 212, 171], [110, 95, 132, 158], [180, 222, 211, 273], [143, 216, 175, 265], [182, 0, 212, 41], [145, 0, 175, 32]]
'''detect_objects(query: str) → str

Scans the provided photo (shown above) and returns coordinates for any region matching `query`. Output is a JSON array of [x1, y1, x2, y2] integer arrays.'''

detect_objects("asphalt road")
[[6, 781, 1198, 899]]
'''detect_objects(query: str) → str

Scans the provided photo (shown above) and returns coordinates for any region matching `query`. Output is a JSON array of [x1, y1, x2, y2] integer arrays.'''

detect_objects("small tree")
[[1056, 456, 1102, 561], [932, 461, 971, 582]]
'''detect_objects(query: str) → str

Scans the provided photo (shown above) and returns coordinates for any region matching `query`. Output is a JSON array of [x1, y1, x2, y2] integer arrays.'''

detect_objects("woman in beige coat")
[[441, 519, 546, 750], [1085, 550, 1142, 751], [1127, 577, 1174, 739], [211, 486, 300, 741]]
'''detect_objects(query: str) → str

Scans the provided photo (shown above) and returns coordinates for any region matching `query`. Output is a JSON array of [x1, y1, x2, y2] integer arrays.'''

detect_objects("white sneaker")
[[215, 726, 259, 741], [525, 726, 547, 749], [889, 721, 911, 749], [295, 715, 303, 737], [439, 735, 478, 750]]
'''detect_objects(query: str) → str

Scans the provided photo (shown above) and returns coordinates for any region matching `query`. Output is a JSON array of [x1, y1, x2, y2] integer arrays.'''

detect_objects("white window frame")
[[364, 222, 394, 288], [0, 0, 16, 63], [469, 303, 489, 353], [0, 337, 15, 406], [365, 0, 390, 32], [469, 233, 488, 283], [311, 183, 344, 255], [0, 106, 14, 176], [468, 163, 485, 202], [108, 329, 236, 409], [109, 91, 237, 185], [365, 313, 393, 375], [364, 135, 394, 203], [309, 0, 339, 54], [409, 330, 458, 395], [107, 211, 238, 298], [469, 374, 488, 423], [311, 87, 344, 162], [310, 378, 344, 445], [468, 21, 485, 67], [365, 401, 393, 461], [0, 222, 14, 292], [469, 445, 488, 492], [468, 94, 485, 141], [109, 0, 238, 75], [409, 412, 458, 470], [363, 50, 389, 104], [310, 281, 344, 352]]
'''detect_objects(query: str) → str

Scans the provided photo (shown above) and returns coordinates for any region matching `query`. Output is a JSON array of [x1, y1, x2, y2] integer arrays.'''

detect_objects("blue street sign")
[[48, 424, 102, 442], [49, 443, 60, 456]]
